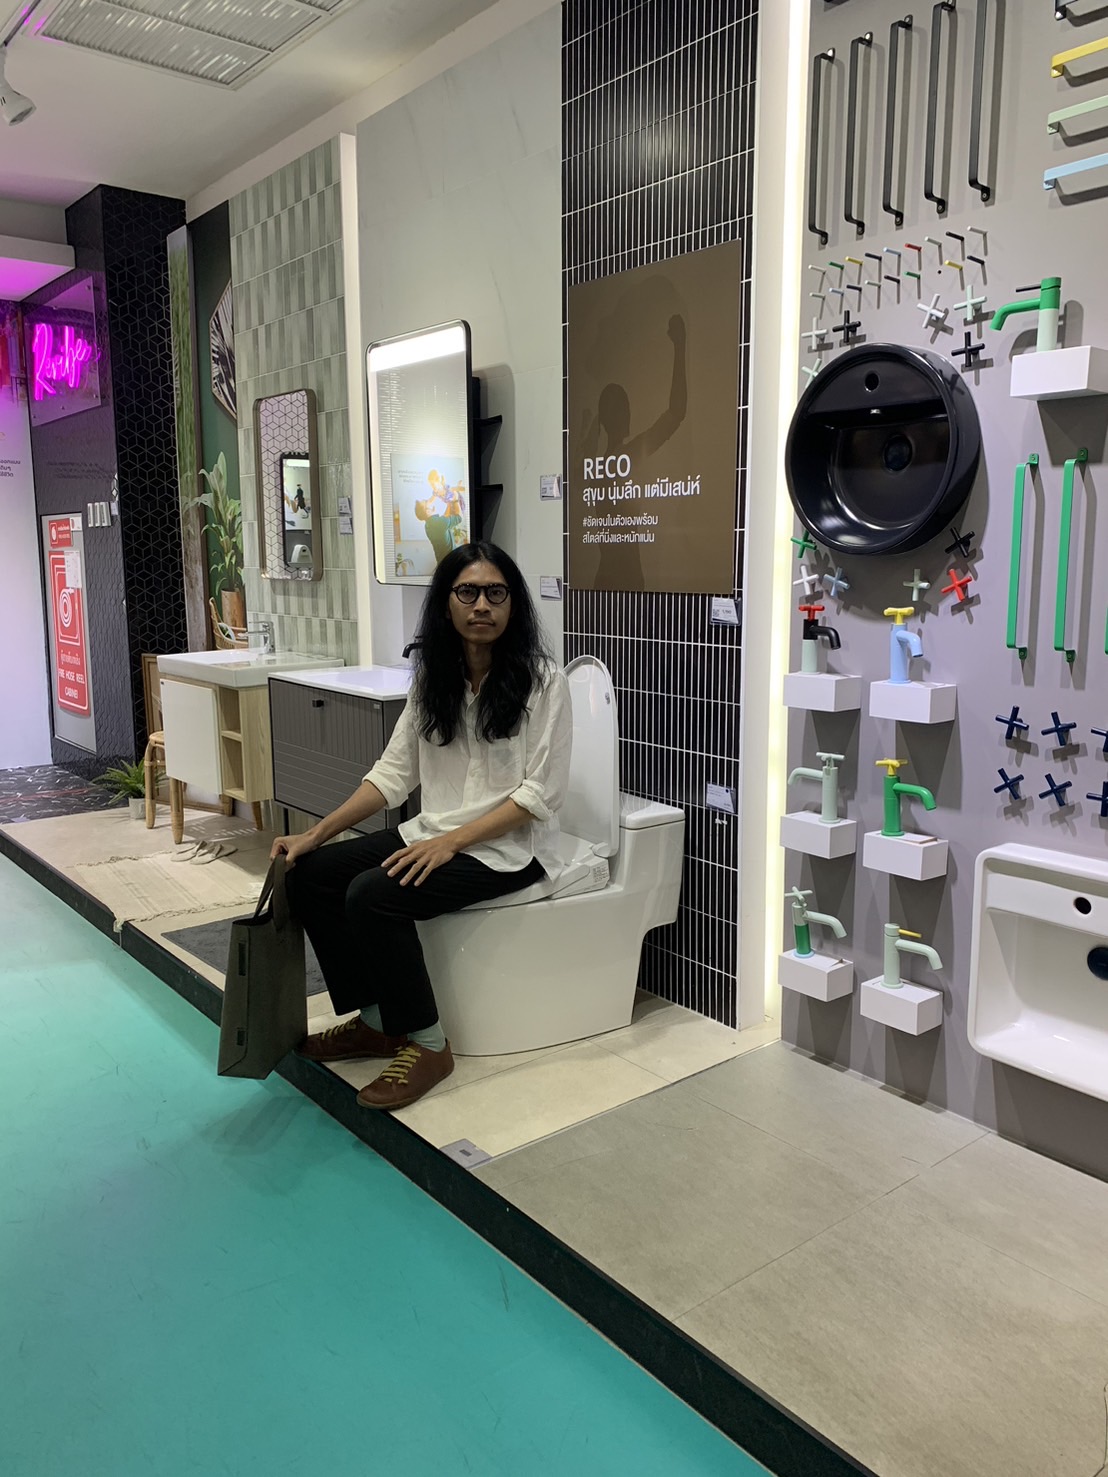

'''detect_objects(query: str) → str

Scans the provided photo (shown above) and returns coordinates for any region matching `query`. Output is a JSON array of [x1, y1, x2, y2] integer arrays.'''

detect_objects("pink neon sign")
[[31, 322, 95, 401]]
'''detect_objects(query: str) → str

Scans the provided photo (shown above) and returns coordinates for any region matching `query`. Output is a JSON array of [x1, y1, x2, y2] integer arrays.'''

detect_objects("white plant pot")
[[128, 797, 146, 820]]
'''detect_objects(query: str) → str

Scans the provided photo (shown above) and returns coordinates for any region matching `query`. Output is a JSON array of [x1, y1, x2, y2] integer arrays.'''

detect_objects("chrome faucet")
[[247, 619, 275, 655], [882, 923, 942, 989]]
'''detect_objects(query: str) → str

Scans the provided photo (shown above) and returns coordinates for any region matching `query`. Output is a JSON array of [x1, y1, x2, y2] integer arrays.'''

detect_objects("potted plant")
[[93, 760, 148, 820], [190, 452, 245, 633]]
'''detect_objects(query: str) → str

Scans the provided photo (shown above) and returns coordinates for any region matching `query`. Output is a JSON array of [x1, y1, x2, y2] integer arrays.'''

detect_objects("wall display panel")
[[788, 0, 1108, 1178], [563, 0, 757, 1026], [567, 241, 742, 594]]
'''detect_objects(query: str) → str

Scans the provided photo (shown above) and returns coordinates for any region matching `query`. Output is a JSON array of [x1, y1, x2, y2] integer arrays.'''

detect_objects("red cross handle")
[[942, 569, 973, 602], [798, 604, 826, 621]]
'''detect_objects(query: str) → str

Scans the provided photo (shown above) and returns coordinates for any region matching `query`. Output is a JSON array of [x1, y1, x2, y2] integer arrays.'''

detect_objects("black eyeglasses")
[[451, 582, 510, 606]]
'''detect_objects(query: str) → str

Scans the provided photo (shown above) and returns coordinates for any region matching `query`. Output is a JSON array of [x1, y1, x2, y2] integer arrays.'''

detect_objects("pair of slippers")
[[172, 839, 238, 865]]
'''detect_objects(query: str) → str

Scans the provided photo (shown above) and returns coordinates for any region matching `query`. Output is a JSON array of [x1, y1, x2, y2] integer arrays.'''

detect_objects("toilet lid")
[[560, 656, 619, 858]]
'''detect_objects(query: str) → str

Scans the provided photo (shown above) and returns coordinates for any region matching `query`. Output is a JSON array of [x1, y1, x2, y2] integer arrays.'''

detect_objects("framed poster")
[[567, 240, 742, 594]]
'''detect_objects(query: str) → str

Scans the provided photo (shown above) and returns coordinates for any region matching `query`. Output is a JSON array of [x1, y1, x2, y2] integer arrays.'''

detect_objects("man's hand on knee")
[[382, 836, 459, 887]]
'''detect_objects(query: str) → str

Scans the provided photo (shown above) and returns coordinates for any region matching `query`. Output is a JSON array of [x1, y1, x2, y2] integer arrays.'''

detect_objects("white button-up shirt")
[[363, 663, 573, 878]]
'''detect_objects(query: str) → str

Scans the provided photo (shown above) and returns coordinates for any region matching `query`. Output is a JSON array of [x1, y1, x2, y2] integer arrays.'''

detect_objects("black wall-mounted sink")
[[785, 344, 982, 556]]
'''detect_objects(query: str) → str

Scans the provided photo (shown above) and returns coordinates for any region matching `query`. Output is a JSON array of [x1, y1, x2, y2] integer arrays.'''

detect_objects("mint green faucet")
[[876, 759, 937, 838], [788, 751, 845, 824], [881, 923, 942, 989], [990, 276, 1061, 353], [787, 888, 847, 958]]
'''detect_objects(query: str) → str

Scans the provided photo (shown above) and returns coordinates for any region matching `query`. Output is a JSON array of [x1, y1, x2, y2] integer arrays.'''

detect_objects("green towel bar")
[[1054, 448, 1088, 665], [1007, 453, 1038, 660], [1047, 94, 1108, 134]]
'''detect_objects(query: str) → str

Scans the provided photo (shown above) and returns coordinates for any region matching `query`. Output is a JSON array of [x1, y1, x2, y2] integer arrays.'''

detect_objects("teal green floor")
[[0, 856, 765, 1477]]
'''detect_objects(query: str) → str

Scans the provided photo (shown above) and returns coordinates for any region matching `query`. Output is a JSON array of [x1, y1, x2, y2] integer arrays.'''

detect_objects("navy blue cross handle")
[[1042, 712, 1078, 747], [1040, 773, 1072, 807], [1092, 728, 1108, 755], [946, 525, 976, 561], [1087, 782, 1108, 819], [994, 768, 1024, 801], [995, 706, 1029, 742]]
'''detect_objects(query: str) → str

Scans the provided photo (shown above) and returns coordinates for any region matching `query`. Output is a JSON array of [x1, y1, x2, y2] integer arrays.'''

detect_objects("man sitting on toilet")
[[271, 541, 572, 1110]]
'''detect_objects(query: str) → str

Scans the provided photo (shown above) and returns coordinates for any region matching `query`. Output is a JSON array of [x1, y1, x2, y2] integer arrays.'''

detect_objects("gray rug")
[[162, 917, 329, 996]]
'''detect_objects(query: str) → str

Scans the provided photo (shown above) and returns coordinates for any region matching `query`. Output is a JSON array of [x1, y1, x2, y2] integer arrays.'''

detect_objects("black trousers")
[[284, 828, 544, 1034]]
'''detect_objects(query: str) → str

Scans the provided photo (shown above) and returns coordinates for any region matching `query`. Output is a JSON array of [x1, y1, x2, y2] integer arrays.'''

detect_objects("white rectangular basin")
[[272, 665, 413, 699], [969, 843, 1108, 1103], [157, 650, 343, 689]]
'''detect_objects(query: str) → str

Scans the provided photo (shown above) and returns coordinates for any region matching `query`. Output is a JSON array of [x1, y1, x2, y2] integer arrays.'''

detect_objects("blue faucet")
[[884, 606, 922, 685]]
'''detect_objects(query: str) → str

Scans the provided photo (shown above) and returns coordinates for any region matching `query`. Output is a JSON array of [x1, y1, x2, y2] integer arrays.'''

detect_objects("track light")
[[0, 44, 34, 125]]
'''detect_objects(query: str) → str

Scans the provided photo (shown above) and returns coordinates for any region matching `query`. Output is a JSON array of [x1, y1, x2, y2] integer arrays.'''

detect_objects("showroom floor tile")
[[476, 1077, 903, 1320], [676, 1192, 1108, 1477]]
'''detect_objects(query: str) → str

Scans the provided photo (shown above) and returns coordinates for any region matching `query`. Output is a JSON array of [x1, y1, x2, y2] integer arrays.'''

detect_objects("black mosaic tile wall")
[[562, 0, 757, 1025], [99, 187, 188, 757], [26, 188, 185, 778]]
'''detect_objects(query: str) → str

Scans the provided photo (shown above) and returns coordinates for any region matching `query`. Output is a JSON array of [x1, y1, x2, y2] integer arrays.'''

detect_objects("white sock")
[[409, 1021, 446, 1052], [359, 1005, 384, 1031]]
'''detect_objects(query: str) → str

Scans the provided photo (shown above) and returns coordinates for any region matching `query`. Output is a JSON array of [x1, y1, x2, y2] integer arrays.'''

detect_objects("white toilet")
[[418, 656, 686, 1055]]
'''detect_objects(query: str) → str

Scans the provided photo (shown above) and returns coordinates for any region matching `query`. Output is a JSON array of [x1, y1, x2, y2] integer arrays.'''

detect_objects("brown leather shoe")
[[297, 1016, 409, 1063], [356, 1042, 455, 1110]]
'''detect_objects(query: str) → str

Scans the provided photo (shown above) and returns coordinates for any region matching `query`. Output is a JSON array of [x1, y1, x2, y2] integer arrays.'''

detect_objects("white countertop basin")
[[271, 665, 413, 700], [157, 650, 343, 690]]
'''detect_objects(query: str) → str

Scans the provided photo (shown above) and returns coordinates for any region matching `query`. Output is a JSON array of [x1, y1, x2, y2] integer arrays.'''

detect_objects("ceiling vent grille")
[[40, 0, 346, 86]]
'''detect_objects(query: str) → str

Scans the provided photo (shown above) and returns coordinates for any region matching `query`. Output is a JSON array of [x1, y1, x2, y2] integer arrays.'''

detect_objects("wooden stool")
[[143, 731, 184, 840]]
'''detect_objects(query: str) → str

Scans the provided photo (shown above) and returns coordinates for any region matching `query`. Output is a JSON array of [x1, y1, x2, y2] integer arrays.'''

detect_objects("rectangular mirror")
[[367, 321, 474, 586], [254, 388, 322, 581]]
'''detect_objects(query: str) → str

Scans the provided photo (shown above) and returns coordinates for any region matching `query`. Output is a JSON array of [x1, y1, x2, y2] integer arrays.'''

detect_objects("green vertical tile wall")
[[230, 138, 358, 665]]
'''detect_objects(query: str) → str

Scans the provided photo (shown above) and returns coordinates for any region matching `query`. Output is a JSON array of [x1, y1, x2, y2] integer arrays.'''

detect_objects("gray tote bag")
[[218, 856, 306, 1078]]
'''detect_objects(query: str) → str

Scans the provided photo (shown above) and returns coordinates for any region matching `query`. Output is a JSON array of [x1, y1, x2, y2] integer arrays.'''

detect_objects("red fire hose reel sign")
[[46, 517, 89, 716]]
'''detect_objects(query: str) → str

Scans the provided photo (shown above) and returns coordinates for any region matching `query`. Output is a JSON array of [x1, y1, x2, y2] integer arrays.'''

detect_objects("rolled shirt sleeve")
[[510, 667, 572, 823], [363, 698, 420, 809]]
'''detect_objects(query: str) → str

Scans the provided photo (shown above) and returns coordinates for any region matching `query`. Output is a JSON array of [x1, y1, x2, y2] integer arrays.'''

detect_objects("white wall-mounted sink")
[[272, 665, 413, 700], [969, 843, 1108, 1103], [157, 650, 342, 689]]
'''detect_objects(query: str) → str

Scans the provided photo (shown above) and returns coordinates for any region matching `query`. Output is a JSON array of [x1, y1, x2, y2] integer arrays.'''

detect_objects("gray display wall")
[[788, 1, 1108, 1179]]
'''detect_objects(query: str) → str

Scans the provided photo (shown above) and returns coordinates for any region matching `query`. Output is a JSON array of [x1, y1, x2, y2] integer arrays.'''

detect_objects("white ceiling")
[[0, 0, 497, 208]]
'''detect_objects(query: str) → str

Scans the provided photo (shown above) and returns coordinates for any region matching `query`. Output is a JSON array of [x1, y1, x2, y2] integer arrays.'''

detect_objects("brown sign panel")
[[567, 240, 742, 595]]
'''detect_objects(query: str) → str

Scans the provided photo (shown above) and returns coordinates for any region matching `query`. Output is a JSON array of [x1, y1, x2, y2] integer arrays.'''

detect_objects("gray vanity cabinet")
[[268, 678, 414, 832]]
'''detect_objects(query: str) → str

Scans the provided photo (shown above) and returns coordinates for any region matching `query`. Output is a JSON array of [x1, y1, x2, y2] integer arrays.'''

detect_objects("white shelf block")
[[860, 976, 943, 1034], [783, 671, 863, 712], [869, 680, 957, 724], [779, 950, 854, 1002], [1010, 346, 1108, 401], [779, 811, 857, 858], [863, 829, 949, 881]]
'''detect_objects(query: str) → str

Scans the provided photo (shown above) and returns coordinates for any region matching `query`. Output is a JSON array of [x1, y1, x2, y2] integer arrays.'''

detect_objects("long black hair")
[[411, 541, 551, 745]]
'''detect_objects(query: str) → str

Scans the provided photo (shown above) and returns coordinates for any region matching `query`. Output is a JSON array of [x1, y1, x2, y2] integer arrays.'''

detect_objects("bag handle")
[[254, 855, 293, 931]]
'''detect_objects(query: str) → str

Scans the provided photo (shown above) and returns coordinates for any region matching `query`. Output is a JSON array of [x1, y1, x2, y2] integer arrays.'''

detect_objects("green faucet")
[[787, 887, 847, 959], [876, 759, 936, 838], [989, 276, 1061, 353], [881, 923, 942, 990]]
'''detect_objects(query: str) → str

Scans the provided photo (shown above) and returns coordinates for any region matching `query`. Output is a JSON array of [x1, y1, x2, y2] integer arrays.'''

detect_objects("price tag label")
[[705, 784, 737, 814], [539, 474, 562, 501], [710, 596, 741, 627]]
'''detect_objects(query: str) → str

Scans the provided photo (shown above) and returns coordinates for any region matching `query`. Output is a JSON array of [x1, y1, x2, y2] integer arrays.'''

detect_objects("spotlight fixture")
[[0, 43, 33, 124]]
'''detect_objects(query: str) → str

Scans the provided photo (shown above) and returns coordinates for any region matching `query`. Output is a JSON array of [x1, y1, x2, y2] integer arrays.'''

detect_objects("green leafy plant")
[[92, 760, 147, 802], [187, 451, 243, 597]]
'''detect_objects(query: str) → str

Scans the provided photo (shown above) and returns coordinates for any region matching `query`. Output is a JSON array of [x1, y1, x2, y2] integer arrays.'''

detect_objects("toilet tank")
[[559, 656, 620, 858]]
